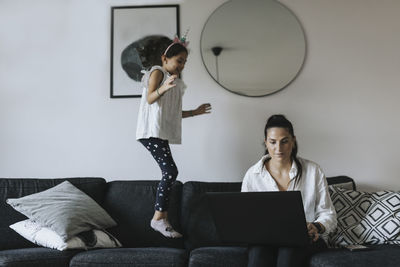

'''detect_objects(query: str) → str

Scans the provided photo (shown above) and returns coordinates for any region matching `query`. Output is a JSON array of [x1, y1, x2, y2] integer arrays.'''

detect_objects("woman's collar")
[[254, 155, 298, 179]]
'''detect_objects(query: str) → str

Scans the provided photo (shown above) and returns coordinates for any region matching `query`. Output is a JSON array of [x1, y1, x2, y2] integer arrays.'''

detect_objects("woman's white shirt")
[[136, 66, 186, 144], [241, 155, 337, 234]]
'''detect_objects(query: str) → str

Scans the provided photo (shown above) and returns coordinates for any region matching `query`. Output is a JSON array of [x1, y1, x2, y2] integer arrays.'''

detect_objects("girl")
[[136, 35, 211, 238]]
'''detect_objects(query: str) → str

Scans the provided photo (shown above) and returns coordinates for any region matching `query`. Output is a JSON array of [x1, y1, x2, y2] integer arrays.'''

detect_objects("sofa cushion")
[[181, 181, 242, 250], [0, 247, 80, 267], [309, 245, 400, 267], [328, 186, 400, 247], [0, 178, 107, 250], [70, 247, 188, 267], [102, 180, 183, 248], [10, 219, 121, 251], [189, 247, 248, 267], [6, 181, 117, 241]]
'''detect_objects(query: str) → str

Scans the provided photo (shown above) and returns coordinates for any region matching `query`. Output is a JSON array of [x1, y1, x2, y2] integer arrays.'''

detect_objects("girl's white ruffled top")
[[136, 66, 186, 144]]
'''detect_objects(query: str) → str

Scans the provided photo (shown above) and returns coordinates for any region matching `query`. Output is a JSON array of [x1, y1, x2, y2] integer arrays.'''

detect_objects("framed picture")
[[110, 5, 180, 98]]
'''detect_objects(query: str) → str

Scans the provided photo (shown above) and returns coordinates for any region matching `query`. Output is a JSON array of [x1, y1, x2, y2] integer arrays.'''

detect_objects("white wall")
[[1, 0, 399, 191]]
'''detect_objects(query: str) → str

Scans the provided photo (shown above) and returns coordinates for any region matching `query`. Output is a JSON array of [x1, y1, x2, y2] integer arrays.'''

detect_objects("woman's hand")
[[307, 222, 320, 242], [193, 103, 212, 116]]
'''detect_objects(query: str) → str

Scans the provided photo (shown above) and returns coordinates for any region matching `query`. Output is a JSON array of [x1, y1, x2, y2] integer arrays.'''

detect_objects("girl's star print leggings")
[[138, 137, 178, 212]]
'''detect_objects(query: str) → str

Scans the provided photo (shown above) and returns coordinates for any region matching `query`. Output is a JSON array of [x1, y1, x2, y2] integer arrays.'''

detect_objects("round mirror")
[[200, 0, 306, 97]]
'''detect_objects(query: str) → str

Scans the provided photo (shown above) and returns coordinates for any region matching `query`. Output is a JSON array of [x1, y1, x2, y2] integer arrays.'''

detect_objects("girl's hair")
[[264, 114, 303, 185], [135, 35, 172, 68], [137, 36, 188, 69], [121, 35, 188, 82], [163, 42, 188, 58]]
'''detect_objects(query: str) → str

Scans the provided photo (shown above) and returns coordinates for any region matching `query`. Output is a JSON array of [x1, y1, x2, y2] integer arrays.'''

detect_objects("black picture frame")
[[110, 5, 180, 98]]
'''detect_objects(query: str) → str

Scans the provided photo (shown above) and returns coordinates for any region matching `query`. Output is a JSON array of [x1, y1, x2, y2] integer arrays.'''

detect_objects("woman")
[[242, 114, 336, 267]]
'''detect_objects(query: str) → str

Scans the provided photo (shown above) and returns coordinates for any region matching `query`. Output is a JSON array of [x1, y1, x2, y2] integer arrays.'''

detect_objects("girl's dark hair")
[[163, 42, 188, 58], [264, 114, 303, 185], [121, 35, 188, 82], [136, 35, 172, 68]]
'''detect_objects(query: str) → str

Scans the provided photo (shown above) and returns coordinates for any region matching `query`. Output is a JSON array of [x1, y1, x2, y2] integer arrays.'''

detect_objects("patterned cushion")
[[328, 186, 400, 247]]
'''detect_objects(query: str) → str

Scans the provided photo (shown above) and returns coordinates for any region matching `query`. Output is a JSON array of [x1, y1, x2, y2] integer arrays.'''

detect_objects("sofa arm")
[[326, 176, 356, 190]]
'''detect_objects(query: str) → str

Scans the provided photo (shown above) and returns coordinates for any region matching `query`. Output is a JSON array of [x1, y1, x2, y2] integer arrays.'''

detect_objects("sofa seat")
[[70, 247, 188, 267], [309, 245, 400, 267], [0, 247, 80, 267], [188, 247, 248, 267]]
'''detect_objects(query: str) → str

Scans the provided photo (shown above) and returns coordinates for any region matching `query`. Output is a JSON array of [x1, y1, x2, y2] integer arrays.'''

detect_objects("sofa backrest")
[[181, 181, 242, 250], [0, 177, 107, 250], [102, 180, 184, 249]]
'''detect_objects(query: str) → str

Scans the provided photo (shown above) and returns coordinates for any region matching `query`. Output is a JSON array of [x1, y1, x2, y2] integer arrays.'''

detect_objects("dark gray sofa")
[[0, 176, 399, 267]]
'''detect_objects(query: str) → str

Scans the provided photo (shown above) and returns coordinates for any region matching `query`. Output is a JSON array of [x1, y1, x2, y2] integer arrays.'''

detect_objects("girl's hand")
[[147, 70, 175, 104], [194, 103, 212, 115], [307, 222, 320, 242], [161, 74, 177, 93]]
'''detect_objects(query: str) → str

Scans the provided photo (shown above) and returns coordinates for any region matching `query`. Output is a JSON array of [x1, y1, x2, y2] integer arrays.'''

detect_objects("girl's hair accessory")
[[163, 29, 190, 55]]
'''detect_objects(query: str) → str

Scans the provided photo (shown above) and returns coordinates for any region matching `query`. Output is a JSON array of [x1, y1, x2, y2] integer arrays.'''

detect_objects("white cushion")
[[10, 219, 122, 251]]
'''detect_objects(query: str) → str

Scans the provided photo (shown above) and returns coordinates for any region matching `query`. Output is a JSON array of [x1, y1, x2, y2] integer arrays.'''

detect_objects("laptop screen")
[[206, 191, 309, 247]]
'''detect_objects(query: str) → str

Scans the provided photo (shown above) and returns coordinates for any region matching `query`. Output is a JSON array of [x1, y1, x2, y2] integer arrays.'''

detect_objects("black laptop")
[[206, 191, 309, 247]]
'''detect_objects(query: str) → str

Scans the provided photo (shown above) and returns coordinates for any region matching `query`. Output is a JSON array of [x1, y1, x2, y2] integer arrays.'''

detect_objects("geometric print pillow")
[[328, 186, 400, 247]]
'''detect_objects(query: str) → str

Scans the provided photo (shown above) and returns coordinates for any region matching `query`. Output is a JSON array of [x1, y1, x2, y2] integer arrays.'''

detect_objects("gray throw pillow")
[[7, 181, 117, 241]]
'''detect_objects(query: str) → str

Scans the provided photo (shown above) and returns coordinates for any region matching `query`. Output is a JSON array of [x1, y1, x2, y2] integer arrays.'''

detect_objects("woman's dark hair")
[[163, 42, 188, 58], [264, 114, 303, 185]]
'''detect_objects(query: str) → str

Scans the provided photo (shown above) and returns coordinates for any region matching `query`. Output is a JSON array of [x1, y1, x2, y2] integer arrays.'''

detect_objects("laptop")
[[205, 191, 309, 247]]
